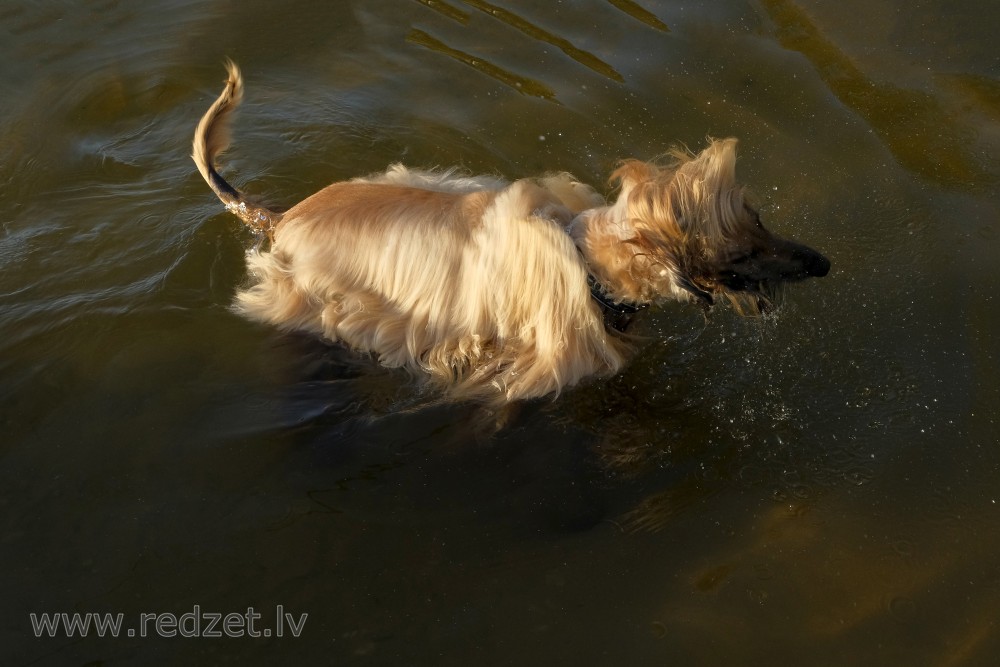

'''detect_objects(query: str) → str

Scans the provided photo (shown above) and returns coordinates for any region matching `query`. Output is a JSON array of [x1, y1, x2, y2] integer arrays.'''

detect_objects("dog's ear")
[[609, 159, 658, 193], [610, 160, 686, 243], [676, 138, 739, 193]]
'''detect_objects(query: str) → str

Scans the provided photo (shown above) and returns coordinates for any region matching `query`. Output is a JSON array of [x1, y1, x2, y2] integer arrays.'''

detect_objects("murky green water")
[[2, 0, 999, 664]]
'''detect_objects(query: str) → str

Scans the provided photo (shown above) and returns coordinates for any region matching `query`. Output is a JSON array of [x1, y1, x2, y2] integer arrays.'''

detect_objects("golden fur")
[[193, 62, 829, 406]]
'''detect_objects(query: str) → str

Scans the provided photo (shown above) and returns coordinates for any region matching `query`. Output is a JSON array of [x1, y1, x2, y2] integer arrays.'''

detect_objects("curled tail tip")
[[192, 58, 245, 190], [222, 58, 243, 101], [193, 60, 281, 238]]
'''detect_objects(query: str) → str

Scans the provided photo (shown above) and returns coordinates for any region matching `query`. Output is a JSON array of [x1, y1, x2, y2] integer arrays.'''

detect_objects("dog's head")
[[609, 138, 829, 313]]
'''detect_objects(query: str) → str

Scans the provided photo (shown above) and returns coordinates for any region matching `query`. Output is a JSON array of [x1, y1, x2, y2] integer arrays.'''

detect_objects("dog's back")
[[233, 171, 629, 403], [194, 61, 829, 405]]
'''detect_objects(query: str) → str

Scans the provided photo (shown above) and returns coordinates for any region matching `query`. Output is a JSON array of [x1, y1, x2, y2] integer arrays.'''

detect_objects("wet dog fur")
[[193, 61, 829, 406]]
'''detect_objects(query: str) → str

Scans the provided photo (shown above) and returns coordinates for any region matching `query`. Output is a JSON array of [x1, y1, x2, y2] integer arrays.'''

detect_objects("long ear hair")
[[603, 160, 689, 301], [610, 139, 745, 240], [668, 138, 747, 244]]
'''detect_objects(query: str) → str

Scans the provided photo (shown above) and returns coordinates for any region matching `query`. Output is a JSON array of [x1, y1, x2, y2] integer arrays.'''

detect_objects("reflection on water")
[[461, 0, 625, 82], [2, 0, 1000, 664], [407, 0, 671, 100], [761, 0, 997, 189], [605, 0, 670, 32], [407, 28, 559, 101]]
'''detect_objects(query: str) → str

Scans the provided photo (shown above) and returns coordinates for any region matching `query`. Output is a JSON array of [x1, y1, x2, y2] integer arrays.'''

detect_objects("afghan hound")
[[193, 61, 829, 406]]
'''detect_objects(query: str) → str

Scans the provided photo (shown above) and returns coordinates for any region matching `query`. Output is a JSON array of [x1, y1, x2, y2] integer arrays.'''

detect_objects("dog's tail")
[[192, 59, 281, 236]]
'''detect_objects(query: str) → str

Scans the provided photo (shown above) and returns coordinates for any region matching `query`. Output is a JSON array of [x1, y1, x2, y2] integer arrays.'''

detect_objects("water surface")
[[2, 0, 999, 664]]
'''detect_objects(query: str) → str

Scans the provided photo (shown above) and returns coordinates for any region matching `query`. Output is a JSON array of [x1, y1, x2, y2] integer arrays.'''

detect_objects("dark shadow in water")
[[552, 379, 734, 534], [263, 320, 804, 538]]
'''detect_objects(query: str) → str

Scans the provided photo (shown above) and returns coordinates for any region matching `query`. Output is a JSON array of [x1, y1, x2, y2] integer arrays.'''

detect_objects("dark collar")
[[587, 273, 648, 332], [573, 238, 648, 331]]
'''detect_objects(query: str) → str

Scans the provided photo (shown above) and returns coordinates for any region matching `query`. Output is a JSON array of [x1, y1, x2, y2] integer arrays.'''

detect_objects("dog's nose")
[[806, 251, 831, 277], [789, 244, 830, 278]]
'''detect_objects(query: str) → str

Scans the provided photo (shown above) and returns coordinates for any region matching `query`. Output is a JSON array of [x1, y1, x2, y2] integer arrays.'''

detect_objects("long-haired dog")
[[193, 61, 829, 406]]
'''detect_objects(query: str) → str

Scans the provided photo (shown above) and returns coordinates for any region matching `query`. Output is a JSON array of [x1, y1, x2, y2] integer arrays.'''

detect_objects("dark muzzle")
[[791, 244, 831, 278]]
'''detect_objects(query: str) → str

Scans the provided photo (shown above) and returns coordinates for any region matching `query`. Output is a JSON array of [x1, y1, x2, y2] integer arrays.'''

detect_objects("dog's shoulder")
[[536, 172, 605, 214]]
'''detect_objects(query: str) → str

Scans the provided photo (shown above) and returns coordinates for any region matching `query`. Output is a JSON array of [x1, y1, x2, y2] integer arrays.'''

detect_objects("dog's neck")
[[586, 271, 646, 332], [568, 203, 681, 308]]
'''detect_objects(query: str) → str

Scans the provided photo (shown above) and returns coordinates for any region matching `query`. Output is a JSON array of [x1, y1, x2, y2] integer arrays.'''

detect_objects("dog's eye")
[[726, 247, 758, 265]]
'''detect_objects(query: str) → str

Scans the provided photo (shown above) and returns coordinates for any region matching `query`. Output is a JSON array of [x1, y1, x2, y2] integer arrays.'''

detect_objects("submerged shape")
[[192, 61, 829, 405]]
